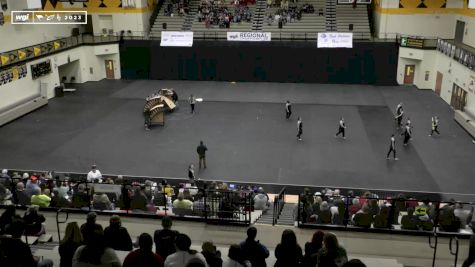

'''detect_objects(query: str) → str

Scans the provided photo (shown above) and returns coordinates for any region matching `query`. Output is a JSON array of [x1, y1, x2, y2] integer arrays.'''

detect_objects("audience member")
[[274, 229, 303, 267], [173, 192, 193, 209], [123, 233, 164, 267], [439, 204, 461, 232], [25, 175, 39, 196], [254, 188, 270, 210], [0, 169, 11, 186], [343, 259, 367, 267], [59, 222, 83, 267], [352, 204, 373, 228], [164, 233, 207, 267], [0, 183, 12, 205], [80, 212, 104, 243], [104, 215, 133, 251], [316, 233, 348, 267], [92, 192, 113, 210], [0, 205, 16, 235], [51, 188, 71, 208], [72, 227, 121, 267], [72, 184, 90, 209], [154, 216, 179, 259], [318, 201, 332, 224], [454, 203, 474, 228], [303, 230, 324, 267], [373, 206, 390, 229], [201, 241, 223, 267], [87, 164, 102, 183], [15, 182, 31, 206], [31, 187, 51, 207], [400, 207, 418, 230], [240, 226, 269, 267], [223, 244, 251, 267], [131, 186, 149, 211], [23, 205, 46, 236], [0, 216, 53, 267], [462, 222, 475, 267]]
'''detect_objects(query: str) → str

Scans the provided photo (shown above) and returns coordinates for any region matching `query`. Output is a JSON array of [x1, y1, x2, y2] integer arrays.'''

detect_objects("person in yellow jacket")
[[31, 188, 51, 207]]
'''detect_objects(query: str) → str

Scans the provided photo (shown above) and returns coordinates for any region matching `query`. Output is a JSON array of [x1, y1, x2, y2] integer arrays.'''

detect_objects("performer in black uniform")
[[144, 109, 151, 131], [335, 117, 346, 139], [402, 123, 412, 146], [429, 116, 440, 136], [395, 102, 404, 128], [285, 101, 292, 119], [189, 94, 196, 114], [386, 134, 398, 160], [297, 117, 303, 141]]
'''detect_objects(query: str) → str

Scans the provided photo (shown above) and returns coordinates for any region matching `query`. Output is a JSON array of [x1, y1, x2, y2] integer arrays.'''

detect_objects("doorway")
[[105, 60, 114, 79], [435, 71, 443, 96], [455, 20, 465, 43], [404, 65, 415, 84], [450, 83, 467, 111]]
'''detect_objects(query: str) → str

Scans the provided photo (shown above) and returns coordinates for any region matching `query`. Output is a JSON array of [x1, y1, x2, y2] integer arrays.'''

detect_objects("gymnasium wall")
[[0, 44, 121, 111], [373, 0, 475, 48], [120, 40, 398, 85]]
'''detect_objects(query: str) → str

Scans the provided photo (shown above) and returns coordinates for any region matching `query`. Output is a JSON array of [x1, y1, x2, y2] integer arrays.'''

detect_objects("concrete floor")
[[0, 80, 474, 201]]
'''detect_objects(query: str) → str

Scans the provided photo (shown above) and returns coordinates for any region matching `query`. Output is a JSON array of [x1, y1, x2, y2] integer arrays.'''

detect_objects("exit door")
[[105, 60, 114, 79], [455, 20, 465, 43], [404, 65, 415, 85], [435, 72, 443, 96], [450, 84, 467, 111]]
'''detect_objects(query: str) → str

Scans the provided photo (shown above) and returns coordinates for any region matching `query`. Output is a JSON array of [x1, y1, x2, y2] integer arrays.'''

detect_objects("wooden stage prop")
[[144, 89, 177, 127]]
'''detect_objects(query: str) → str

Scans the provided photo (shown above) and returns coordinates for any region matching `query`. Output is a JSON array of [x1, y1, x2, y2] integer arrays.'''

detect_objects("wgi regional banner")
[[317, 32, 353, 48], [161, 31, 193, 47], [227, 32, 271, 42]]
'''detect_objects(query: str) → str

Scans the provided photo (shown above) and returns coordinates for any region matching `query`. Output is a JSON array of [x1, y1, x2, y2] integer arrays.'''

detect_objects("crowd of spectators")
[[299, 188, 475, 233], [265, 4, 314, 27], [164, 0, 190, 16], [197, 0, 252, 28]]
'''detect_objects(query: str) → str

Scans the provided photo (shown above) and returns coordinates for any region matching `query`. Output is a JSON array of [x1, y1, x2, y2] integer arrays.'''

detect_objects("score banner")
[[317, 32, 353, 48], [11, 11, 87, 24], [160, 31, 194, 47]]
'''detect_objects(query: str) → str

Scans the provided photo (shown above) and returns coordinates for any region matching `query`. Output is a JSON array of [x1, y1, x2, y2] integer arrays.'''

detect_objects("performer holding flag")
[[335, 117, 346, 139], [429, 116, 440, 136]]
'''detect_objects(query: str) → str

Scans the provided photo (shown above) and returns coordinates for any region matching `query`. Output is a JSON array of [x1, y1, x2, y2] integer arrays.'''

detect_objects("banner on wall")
[[317, 32, 353, 48], [227, 32, 271, 42], [160, 31, 193, 47]]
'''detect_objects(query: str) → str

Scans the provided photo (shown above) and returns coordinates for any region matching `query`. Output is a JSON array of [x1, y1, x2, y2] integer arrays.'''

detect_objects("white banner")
[[227, 32, 271, 42], [160, 31, 193, 47], [318, 32, 353, 48]]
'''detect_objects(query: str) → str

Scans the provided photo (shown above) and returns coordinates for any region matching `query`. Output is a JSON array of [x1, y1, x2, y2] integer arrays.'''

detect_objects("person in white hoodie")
[[165, 233, 207, 267], [253, 188, 270, 211], [223, 244, 251, 267]]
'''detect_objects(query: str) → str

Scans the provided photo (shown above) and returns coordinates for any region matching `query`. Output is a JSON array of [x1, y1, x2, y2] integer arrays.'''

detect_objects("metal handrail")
[[272, 186, 286, 225], [56, 209, 69, 242], [429, 232, 438, 267], [449, 236, 459, 267]]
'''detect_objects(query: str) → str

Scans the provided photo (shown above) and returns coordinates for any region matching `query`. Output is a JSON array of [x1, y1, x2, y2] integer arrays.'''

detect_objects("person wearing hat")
[[87, 164, 102, 183], [462, 222, 475, 267], [201, 241, 222, 267], [25, 175, 39, 197]]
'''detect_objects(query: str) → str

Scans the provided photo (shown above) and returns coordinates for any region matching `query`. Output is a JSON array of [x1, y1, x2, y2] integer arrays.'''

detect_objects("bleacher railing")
[[272, 186, 286, 226]]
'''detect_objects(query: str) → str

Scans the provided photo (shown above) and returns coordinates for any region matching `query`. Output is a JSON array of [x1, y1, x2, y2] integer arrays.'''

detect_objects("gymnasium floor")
[[1, 80, 474, 200]]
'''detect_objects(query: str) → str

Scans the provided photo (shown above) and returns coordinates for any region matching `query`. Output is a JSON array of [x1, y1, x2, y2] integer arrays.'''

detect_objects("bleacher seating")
[[336, 4, 371, 39], [150, 0, 189, 39]]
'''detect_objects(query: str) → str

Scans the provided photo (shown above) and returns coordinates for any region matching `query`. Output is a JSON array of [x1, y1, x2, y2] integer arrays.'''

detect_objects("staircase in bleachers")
[[325, 0, 336, 31], [336, 3, 371, 39], [251, 0, 267, 30], [182, 0, 201, 30]]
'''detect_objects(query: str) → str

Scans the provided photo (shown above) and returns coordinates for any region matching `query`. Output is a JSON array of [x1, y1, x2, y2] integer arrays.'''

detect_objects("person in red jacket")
[[123, 233, 164, 267]]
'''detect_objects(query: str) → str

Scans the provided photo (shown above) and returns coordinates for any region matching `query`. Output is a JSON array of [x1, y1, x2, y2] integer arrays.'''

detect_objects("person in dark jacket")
[[154, 216, 179, 259], [104, 215, 133, 251], [0, 205, 16, 235], [197, 141, 208, 169], [240, 227, 269, 267], [80, 212, 103, 244], [23, 205, 46, 236], [201, 241, 223, 267], [15, 182, 31, 206], [72, 183, 90, 208], [302, 230, 324, 267], [123, 233, 164, 267], [59, 222, 83, 267], [274, 229, 303, 267]]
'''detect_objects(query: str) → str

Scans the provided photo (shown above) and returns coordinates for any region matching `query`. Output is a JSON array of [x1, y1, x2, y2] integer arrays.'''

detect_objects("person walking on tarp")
[[197, 141, 208, 169], [335, 117, 346, 139], [297, 117, 303, 141], [402, 123, 412, 146], [189, 94, 196, 114], [285, 101, 292, 119], [386, 134, 398, 160], [395, 102, 404, 128], [429, 116, 440, 136], [188, 164, 195, 181]]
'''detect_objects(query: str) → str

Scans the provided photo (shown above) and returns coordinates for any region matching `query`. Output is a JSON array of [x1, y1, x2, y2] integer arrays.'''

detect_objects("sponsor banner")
[[318, 32, 353, 48], [160, 31, 193, 47], [227, 32, 271, 42]]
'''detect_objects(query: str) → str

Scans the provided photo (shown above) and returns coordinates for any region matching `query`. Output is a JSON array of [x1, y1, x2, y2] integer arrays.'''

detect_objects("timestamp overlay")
[[11, 11, 87, 25]]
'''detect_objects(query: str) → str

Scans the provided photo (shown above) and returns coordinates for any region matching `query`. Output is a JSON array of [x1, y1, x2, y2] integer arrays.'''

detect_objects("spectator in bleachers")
[[87, 164, 102, 183], [462, 222, 475, 267], [373, 206, 390, 229], [183, 189, 194, 201], [59, 222, 83, 267], [0, 183, 12, 205], [303, 230, 324, 267], [51, 188, 71, 208], [92, 192, 112, 210], [0, 216, 53, 267], [72, 227, 121, 267], [80, 212, 104, 243], [367, 198, 380, 217], [439, 204, 461, 232], [352, 204, 372, 228], [331, 199, 345, 225], [240, 226, 269, 267], [348, 198, 361, 218], [55, 179, 70, 198], [454, 202, 474, 228], [343, 259, 367, 267], [104, 215, 133, 251], [201, 241, 223, 267], [131, 186, 149, 211], [274, 229, 303, 267], [0, 205, 16, 235], [0, 169, 10, 184], [165, 233, 207, 267], [72, 184, 90, 209], [123, 233, 164, 267], [254, 188, 270, 211], [401, 207, 419, 230], [26, 174, 40, 196], [154, 216, 179, 259], [173, 192, 193, 210], [15, 182, 31, 206], [317, 201, 332, 224], [23, 205, 46, 236], [316, 233, 348, 267], [223, 244, 251, 267]]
